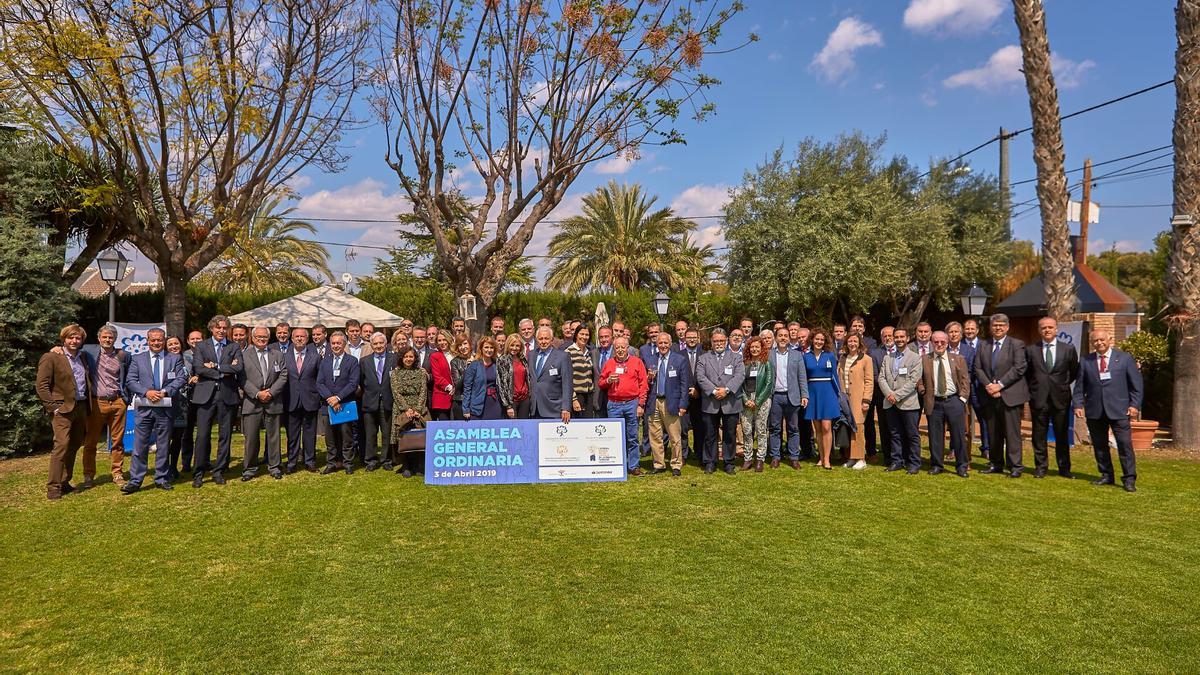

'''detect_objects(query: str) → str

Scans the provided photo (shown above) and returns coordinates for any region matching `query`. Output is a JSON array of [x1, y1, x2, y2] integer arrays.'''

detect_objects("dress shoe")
[[382, 462, 394, 471], [1007, 470, 1022, 479], [156, 481, 174, 491], [401, 468, 413, 478], [47, 492, 62, 501], [742, 460, 753, 471], [724, 464, 736, 475], [321, 465, 340, 475], [212, 473, 226, 485], [928, 467, 945, 476], [192, 476, 203, 488], [979, 449, 990, 460], [240, 474, 254, 482], [884, 463, 903, 472], [80, 477, 94, 490], [120, 482, 140, 495], [956, 467, 969, 478], [703, 464, 716, 474], [306, 465, 318, 473], [1092, 476, 1115, 485], [770, 459, 780, 469], [1059, 471, 1075, 479], [271, 472, 283, 480], [755, 460, 764, 473], [366, 464, 379, 472], [630, 467, 645, 476], [905, 467, 919, 475], [1123, 481, 1137, 493], [61, 482, 76, 495], [345, 466, 354, 475], [790, 460, 802, 470], [981, 465, 1004, 475], [671, 468, 681, 476], [1034, 468, 1047, 478], [650, 467, 666, 474]]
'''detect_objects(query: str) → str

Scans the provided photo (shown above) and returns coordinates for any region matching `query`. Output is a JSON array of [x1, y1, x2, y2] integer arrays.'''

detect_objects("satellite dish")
[[341, 272, 353, 285]]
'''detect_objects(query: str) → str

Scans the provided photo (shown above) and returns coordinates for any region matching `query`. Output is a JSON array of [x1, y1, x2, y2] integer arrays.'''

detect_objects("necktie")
[[295, 350, 304, 373], [260, 350, 269, 380], [936, 357, 946, 397], [215, 340, 223, 360], [377, 355, 384, 381], [689, 351, 696, 373], [333, 356, 341, 375], [599, 350, 608, 371], [1045, 344, 1054, 370], [536, 352, 547, 376], [992, 341, 1001, 357], [1099, 354, 1108, 373], [658, 356, 667, 396], [152, 354, 161, 390]]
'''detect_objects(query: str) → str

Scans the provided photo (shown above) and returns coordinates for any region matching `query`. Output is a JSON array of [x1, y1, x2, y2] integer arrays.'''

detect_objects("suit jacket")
[[191, 338, 242, 406], [285, 345, 322, 412], [81, 344, 130, 401], [1073, 349, 1143, 419], [35, 350, 95, 415], [645, 349, 691, 413], [240, 346, 288, 415], [877, 348, 923, 410], [591, 344, 613, 409], [461, 359, 491, 417], [768, 348, 809, 406], [429, 350, 454, 410], [867, 345, 893, 401], [317, 352, 360, 406], [675, 347, 706, 399], [948, 340, 979, 405], [695, 349, 745, 414], [974, 337, 1030, 407], [918, 352, 970, 415], [529, 348, 573, 417], [125, 350, 186, 413], [359, 350, 396, 413], [1025, 340, 1080, 410]]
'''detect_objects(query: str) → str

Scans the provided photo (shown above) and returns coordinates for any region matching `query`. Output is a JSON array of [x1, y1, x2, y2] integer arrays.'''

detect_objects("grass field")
[[1, 438, 1198, 673]]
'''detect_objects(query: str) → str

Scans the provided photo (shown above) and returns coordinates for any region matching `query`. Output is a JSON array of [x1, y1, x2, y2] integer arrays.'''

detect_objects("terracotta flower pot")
[[1130, 419, 1160, 451]]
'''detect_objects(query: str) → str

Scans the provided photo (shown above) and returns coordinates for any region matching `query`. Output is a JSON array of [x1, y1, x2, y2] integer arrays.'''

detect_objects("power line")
[[1005, 80, 1174, 138], [1010, 144, 1173, 186], [296, 214, 728, 225]]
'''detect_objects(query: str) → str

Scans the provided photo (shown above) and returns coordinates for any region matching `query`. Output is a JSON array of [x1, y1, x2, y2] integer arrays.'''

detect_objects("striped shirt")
[[565, 343, 595, 402]]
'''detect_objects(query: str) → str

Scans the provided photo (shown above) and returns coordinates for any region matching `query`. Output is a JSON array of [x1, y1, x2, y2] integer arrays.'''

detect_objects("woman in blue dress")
[[804, 328, 841, 470]]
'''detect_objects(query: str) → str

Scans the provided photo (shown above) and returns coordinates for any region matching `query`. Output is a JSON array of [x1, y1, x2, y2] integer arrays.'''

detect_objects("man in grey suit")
[[696, 328, 745, 474], [529, 327, 573, 422], [1073, 330, 1143, 492], [974, 313, 1030, 477], [877, 327, 924, 473], [239, 326, 288, 481], [767, 326, 808, 469]]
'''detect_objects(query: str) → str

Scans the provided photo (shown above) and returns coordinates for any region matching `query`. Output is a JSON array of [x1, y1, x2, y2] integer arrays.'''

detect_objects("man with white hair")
[[528, 327, 573, 422], [598, 336, 648, 476], [239, 326, 288, 482], [1073, 329, 1143, 492], [696, 328, 745, 475]]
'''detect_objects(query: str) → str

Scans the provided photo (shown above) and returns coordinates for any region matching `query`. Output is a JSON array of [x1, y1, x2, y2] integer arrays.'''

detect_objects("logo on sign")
[[120, 334, 149, 355]]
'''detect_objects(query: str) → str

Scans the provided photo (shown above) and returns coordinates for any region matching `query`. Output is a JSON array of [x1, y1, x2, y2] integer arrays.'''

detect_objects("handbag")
[[395, 427, 427, 452]]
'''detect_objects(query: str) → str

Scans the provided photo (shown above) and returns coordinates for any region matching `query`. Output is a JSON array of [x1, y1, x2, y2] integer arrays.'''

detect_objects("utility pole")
[[1079, 158, 1093, 261], [999, 126, 1011, 239]]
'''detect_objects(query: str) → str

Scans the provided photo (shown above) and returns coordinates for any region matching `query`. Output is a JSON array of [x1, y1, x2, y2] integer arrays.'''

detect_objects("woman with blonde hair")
[[497, 333, 533, 419], [461, 336, 503, 420]]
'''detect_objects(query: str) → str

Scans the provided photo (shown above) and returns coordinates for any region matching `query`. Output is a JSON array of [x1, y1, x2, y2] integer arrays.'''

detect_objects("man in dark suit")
[[359, 332, 395, 471], [946, 321, 979, 459], [191, 315, 242, 487], [767, 326, 809, 469], [920, 331, 971, 477], [122, 328, 186, 492], [239, 326, 288, 481], [676, 327, 706, 461], [961, 318, 989, 459], [317, 331, 361, 474], [285, 327, 321, 472], [592, 325, 614, 415], [529, 327, 573, 421], [646, 332, 690, 475], [1026, 316, 1081, 478], [974, 313, 1029, 477], [864, 326, 894, 458], [1073, 330, 1143, 492], [35, 324, 95, 500]]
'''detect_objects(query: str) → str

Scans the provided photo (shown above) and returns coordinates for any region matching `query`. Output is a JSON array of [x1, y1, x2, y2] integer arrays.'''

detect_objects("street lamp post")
[[653, 292, 670, 322], [96, 249, 129, 324], [959, 282, 990, 318]]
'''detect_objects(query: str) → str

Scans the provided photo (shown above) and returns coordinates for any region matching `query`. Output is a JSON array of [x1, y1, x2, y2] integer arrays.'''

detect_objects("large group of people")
[[34, 310, 1144, 500]]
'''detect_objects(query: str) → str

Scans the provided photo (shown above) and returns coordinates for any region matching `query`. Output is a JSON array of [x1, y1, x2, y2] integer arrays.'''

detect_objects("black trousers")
[[864, 393, 888, 456], [984, 398, 1024, 472], [286, 409, 318, 470], [362, 408, 393, 467], [884, 406, 921, 469], [325, 421, 355, 467], [193, 400, 235, 477], [928, 397, 967, 470], [1087, 415, 1137, 482], [684, 396, 706, 459], [1031, 403, 1072, 473], [791, 412, 815, 459], [574, 395, 596, 419], [704, 412, 739, 468]]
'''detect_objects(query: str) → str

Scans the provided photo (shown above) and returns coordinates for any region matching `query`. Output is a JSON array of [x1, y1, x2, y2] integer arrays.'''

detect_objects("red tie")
[[296, 352, 304, 372], [1099, 354, 1107, 373]]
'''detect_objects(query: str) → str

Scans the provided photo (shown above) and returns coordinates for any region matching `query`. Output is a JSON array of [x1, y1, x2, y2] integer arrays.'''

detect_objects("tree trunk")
[[1013, 0, 1076, 321], [1170, 0, 1200, 448], [162, 272, 188, 339]]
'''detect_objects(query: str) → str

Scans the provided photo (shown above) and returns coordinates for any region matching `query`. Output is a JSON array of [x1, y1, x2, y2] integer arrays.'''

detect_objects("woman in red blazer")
[[429, 330, 454, 420]]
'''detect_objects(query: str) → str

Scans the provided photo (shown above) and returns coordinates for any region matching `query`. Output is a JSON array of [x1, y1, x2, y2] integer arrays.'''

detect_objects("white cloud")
[[670, 184, 732, 251], [287, 174, 313, 192], [810, 17, 884, 83], [768, 51, 783, 62], [294, 178, 412, 227], [903, 0, 1004, 34], [593, 154, 638, 175], [943, 45, 1095, 90], [920, 89, 939, 107], [1089, 238, 1143, 254]]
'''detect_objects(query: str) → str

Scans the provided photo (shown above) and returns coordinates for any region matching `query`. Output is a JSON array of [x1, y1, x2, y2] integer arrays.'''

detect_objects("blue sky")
[[124, 0, 1180, 285]]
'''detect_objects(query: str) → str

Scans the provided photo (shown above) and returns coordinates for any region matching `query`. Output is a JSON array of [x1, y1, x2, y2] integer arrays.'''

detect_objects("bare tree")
[[1012, 0, 1075, 321], [1170, 0, 1200, 447], [0, 0, 368, 335], [373, 0, 751, 332]]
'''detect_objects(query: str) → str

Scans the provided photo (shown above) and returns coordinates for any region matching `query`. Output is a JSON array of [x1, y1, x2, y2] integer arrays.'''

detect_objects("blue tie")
[[376, 355, 384, 382], [658, 356, 667, 396], [152, 354, 161, 389], [599, 349, 608, 371], [536, 352, 547, 376], [215, 340, 223, 360], [993, 341, 1001, 356]]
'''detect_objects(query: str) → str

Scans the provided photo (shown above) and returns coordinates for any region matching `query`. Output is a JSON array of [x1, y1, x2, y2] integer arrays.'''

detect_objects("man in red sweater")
[[599, 336, 648, 476]]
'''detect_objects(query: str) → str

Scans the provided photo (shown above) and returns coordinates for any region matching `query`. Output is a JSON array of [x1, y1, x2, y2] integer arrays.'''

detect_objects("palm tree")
[[1013, 0, 1076, 321], [1169, 0, 1200, 447], [195, 194, 333, 294], [545, 181, 712, 293]]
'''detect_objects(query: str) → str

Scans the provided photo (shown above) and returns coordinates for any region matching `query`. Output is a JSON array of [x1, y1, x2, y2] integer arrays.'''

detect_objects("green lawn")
[[1, 438, 1198, 673]]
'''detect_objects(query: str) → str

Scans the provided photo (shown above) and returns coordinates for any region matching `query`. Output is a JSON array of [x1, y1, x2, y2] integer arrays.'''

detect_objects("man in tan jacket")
[[35, 324, 96, 500], [920, 331, 971, 477]]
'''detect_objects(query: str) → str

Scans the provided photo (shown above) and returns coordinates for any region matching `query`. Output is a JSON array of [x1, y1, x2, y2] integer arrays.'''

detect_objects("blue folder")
[[328, 401, 359, 425]]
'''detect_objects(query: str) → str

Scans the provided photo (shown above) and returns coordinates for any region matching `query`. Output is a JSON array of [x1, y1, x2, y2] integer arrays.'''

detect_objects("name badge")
[[615, 366, 625, 375], [548, 367, 559, 376], [274, 363, 284, 373], [165, 372, 175, 380], [749, 368, 759, 377], [898, 367, 909, 376], [724, 365, 734, 375], [667, 369, 678, 378], [1099, 371, 1112, 381], [333, 369, 341, 378]]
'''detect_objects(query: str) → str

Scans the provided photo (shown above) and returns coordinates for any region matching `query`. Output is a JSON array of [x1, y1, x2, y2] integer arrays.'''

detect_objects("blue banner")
[[425, 418, 627, 485]]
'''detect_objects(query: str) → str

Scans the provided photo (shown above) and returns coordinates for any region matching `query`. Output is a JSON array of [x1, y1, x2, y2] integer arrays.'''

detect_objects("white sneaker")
[[851, 460, 868, 470]]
